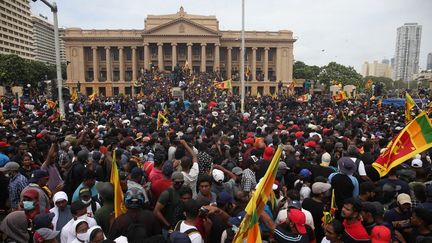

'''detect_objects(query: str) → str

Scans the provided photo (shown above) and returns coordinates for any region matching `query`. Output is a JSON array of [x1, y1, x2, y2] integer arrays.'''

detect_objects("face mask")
[[82, 199, 92, 205], [77, 233, 87, 241], [23, 201, 35, 211]]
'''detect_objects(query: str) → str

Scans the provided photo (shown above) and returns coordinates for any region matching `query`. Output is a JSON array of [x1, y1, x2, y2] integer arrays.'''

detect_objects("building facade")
[[0, 0, 33, 59], [427, 53, 432, 71], [32, 15, 56, 64], [361, 60, 393, 79], [64, 7, 296, 96], [394, 23, 422, 81]]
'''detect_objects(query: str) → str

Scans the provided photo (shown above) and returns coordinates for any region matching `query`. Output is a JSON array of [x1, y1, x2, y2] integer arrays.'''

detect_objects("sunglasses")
[[174, 181, 184, 185]]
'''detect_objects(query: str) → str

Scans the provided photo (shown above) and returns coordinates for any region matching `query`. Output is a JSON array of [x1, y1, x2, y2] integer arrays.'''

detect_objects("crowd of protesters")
[[0, 69, 431, 243]]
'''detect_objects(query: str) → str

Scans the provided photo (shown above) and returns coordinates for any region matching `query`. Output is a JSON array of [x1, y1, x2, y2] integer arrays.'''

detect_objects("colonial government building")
[[64, 7, 296, 96]]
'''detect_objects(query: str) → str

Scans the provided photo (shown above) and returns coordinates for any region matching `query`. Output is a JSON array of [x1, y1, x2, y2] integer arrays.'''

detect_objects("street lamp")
[[32, 0, 64, 118], [240, 0, 245, 113]]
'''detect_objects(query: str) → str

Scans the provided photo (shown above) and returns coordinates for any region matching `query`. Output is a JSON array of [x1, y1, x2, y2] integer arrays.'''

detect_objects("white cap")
[[321, 152, 331, 165], [212, 169, 224, 182], [411, 158, 423, 168]]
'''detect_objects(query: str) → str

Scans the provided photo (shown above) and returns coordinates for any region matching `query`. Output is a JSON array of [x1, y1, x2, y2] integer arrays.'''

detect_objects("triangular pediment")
[[144, 18, 220, 36]]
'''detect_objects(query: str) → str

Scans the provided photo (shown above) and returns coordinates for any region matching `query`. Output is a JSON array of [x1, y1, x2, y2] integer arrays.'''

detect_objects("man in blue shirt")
[[0, 141, 11, 167], [0, 162, 28, 209]]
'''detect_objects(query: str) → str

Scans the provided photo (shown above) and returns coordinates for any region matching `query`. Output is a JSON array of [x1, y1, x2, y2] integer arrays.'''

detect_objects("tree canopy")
[[317, 62, 363, 87]]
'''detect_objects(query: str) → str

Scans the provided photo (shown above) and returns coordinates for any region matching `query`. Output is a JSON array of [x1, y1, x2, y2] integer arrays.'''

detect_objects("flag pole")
[[240, 0, 245, 114]]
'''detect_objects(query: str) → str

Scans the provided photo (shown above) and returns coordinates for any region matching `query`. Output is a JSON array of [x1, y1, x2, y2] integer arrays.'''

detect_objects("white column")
[[214, 43, 220, 72], [264, 47, 269, 81], [187, 42, 193, 69], [118, 46, 124, 81], [200, 43, 206, 72], [105, 46, 111, 81], [143, 43, 150, 70], [227, 47, 232, 79], [252, 47, 257, 81], [92, 46, 98, 81], [157, 42, 164, 71], [131, 46, 137, 81], [171, 43, 177, 71]]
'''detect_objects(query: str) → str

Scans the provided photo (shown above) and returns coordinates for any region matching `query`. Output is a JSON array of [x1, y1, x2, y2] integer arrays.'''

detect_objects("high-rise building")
[[59, 28, 66, 63], [394, 23, 422, 81], [0, 0, 34, 59], [361, 60, 393, 79], [382, 59, 390, 64], [427, 53, 432, 70], [32, 15, 56, 64]]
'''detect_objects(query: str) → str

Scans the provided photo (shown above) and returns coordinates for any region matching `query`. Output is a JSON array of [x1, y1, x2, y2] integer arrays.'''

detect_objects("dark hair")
[[180, 156, 192, 170], [174, 146, 186, 160], [83, 169, 96, 180], [343, 197, 363, 213], [179, 186, 193, 197], [286, 189, 300, 201], [183, 199, 200, 219], [414, 207, 432, 225], [153, 151, 166, 166], [70, 201, 87, 215], [89, 227, 104, 241], [360, 181, 376, 195], [330, 219, 344, 236], [197, 174, 212, 186]]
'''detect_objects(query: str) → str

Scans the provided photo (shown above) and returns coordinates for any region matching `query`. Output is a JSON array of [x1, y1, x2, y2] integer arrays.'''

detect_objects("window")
[[125, 87, 132, 96], [85, 87, 93, 95], [98, 87, 106, 96]]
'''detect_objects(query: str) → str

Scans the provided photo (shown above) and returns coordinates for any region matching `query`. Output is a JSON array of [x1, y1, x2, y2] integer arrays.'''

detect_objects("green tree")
[[0, 54, 27, 85], [293, 61, 320, 80], [318, 62, 363, 87]]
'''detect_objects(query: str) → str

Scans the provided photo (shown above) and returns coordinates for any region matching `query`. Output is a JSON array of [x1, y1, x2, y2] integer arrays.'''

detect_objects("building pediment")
[[144, 18, 220, 36]]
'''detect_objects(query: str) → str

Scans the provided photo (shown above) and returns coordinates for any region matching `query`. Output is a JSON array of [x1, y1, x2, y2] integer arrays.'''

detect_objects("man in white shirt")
[[61, 201, 97, 243], [171, 199, 204, 243]]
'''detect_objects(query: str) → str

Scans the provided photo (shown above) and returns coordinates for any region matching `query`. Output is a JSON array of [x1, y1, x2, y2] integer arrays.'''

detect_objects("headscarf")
[[73, 219, 89, 242], [49, 191, 72, 230], [87, 225, 106, 242], [0, 211, 29, 243]]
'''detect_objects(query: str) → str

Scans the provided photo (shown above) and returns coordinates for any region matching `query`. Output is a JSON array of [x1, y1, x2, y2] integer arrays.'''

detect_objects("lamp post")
[[32, 0, 64, 117], [240, 0, 245, 113]]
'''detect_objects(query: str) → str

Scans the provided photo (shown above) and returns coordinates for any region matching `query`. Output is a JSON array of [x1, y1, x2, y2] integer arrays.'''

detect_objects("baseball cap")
[[33, 228, 60, 243], [29, 169, 49, 183], [312, 182, 331, 194], [212, 169, 225, 183], [33, 213, 55, 230], [287, 200, 302, 209], [79, 187, 91, 197], [371, 225, 391, 243], [171, 171, 184, 182], [321, 152, 331, 166], [278, 162, 289, 171], [242, 137, 255, 145], [217, 191, 234, 205], [411, 158, 423, 168], [295, 131, 304, 138], [228, 211, 246, 227], [263, 146, 274, 161], [0, 141, 11, 148], [232, 167, 243, 176], [298, 169, 312, 178], [288, 209, 306, 234], [397, 193, 412, 205], [0, 161, 20, 172], [337, 157, 356, 176]]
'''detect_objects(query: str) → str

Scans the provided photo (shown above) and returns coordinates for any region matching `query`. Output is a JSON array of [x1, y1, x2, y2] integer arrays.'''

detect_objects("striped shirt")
[[8, 173, 28, 209]]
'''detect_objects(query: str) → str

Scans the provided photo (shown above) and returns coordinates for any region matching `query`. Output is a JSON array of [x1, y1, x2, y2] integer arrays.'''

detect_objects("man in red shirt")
[[151, 161, 173, 199], [341, 197, 370, 242]]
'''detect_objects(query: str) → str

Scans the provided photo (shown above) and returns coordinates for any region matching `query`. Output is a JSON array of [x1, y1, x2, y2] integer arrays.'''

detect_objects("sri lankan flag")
[[46, 99, 56, 109], [88, 93, 97, 103], [296, 93, 311, 103], [366, 79, 373, 89], [233, 145, 282, 243], [332, 91, 346, 102], [110, 150, 126, 218], [372, 112, 432, 177], [405, 92, 415, 124], [214, 79, 232, 90], [157, 111, 169, 129], [71, 90, 78, 102]]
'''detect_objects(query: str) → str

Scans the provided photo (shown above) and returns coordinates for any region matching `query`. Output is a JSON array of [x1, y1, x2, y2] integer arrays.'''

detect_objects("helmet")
[[124, 187, 144, 209]]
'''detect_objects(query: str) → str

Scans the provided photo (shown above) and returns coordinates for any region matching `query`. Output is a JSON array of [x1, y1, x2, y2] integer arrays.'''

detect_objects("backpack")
[[170, 220, 199, 243], [125, 214, 148, 243]]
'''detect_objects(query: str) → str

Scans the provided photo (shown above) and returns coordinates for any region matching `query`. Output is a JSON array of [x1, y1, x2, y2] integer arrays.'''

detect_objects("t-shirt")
[[179, 221, 204, 243], [158, 188, 181, 225], [377, 178, 410, 195], [383, 208, 412, 233], [302, 198, 325, 241], [329, 173, 356, 211], [274, 223, 310, 243], [342, 219, 370, 243]]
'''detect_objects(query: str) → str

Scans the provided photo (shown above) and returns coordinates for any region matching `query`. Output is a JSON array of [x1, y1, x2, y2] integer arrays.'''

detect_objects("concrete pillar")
[[171, 43, 177, 71], [214, 43, 220, 72], [264, 47, 269, 81], [252, 47, 257, 81], [131, 46, 137, 81], [227, 47, 232, 80], [187, 42, 193, 69], [143, 43, 150, 70], [105, 46, 111, 81], [118, 46, 124, 81], [92, 46, 98, 81], [157, 43, 164, 71], [200, 43, 206, 72]]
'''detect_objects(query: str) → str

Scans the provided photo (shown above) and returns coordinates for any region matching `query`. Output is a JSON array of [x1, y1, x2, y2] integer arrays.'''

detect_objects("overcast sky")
[[31, 0, 432, 72]]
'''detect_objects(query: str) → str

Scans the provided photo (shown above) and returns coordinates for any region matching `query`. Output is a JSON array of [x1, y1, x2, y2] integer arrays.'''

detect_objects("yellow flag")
[[46, 99, 56, 109], [110, 150, 126, 218], [71, 91, 78, 102], [405, 92, 415, 124]]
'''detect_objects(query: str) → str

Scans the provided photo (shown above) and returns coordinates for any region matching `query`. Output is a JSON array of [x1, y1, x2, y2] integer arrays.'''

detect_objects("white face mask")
[[81, 199, 92, 205], [76, 232, 87, 242]]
